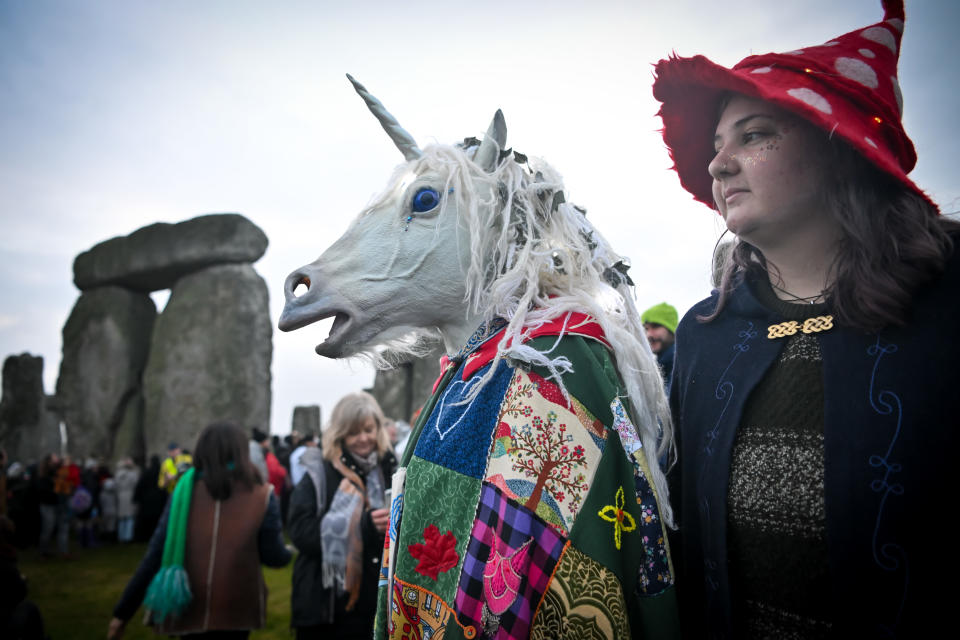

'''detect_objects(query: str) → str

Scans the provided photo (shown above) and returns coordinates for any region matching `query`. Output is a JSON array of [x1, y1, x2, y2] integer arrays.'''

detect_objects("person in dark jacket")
[[652, 2, 960, 636], [132, 456, 166, 543], [288, 391, 397, 640], [641, 301, 678, 389], [108, 421, 292, 639]]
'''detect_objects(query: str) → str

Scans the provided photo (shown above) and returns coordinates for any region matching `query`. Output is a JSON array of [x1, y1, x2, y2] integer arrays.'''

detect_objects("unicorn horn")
[[346, 74, 422, 161]]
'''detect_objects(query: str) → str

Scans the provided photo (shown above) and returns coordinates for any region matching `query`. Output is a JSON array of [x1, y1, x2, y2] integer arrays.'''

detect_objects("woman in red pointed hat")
[[653, 1, 959, 636]]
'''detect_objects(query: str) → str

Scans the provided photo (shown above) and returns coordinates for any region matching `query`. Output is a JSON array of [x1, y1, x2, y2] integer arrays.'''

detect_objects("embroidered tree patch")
[[409, 524, 460, 580], [511, 410, 587, 513]]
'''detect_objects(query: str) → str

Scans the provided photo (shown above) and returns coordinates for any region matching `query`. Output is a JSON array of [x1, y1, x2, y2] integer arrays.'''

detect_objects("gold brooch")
[[767, 315, 834, 339]]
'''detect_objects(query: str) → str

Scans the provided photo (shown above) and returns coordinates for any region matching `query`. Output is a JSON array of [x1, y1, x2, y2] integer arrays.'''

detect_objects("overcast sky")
[[2, 0, 957, 439]]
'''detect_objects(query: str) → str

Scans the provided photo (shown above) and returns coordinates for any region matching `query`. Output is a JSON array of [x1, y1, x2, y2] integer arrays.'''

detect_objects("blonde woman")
[[288, 391, 397, 640]]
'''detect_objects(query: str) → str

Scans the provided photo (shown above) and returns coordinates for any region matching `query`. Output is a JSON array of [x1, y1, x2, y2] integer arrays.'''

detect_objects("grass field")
[[18, 542, 295, 640]]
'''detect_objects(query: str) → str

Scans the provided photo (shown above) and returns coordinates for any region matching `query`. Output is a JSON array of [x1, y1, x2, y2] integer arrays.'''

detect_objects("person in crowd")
[[263, 440, 288, 499], [133, 455, 166, 543], [157, 443, 191, 493], [272, 434, 291, 469], [1, 515, 46, 640], [288, 433, 317, 487], [249, 427, 269, 480], [114, 458, 140, 544], [108, 421, 291, 639], [385, 418, 412, 459], [99, 470, 119, 543], [641, 301, 679, 385], [36, 453, 70, 558], [287, 391, 397, 640], [652, 1, 959, 636], [74, 458, 100, 548], [283, 430, 302, 470], [5, 461, 40, 548]]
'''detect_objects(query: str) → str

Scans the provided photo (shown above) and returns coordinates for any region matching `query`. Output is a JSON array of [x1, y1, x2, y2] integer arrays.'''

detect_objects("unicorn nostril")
[[293, 275, 311, 298]]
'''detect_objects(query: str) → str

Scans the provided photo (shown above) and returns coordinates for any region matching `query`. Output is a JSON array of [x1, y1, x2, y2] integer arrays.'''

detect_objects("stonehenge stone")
[[73, 213, 268, 292], [291, 405, 321, 436], [111, 393, 146, 464], [56, 287, 157, 459], [368, 342, 444, 424], [142, 263, 271, 456], [0, 353, 61, 463]]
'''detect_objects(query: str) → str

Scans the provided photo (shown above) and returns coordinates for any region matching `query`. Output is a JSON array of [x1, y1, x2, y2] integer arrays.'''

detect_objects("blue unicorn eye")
[[411, 187, 440, 213]]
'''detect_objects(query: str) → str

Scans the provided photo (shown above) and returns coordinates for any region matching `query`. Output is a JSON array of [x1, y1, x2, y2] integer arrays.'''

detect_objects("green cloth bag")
[[144, 466, 195, 622]]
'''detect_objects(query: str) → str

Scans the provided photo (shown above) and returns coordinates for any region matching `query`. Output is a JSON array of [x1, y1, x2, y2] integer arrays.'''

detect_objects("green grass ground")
[[18, 542, 294, 640]]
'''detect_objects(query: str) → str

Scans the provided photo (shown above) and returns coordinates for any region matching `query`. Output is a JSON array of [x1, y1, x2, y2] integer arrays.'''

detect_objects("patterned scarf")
[[302, 447, 384, 612]]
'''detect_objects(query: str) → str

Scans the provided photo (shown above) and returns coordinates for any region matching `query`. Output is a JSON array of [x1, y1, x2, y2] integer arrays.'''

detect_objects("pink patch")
[[482, 534, 533, 615], [485, 474, 522, 501]]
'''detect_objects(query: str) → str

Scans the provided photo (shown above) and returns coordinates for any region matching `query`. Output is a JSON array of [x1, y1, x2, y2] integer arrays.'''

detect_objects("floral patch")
[[485, 369, 604, 532], [633, 474, 674, 596], [409, 524, 460, 580], [611, 397, 644, 466]]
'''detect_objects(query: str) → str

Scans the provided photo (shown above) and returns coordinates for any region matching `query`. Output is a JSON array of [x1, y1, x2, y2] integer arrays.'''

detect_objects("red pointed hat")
[[652, 0, 936, 211]]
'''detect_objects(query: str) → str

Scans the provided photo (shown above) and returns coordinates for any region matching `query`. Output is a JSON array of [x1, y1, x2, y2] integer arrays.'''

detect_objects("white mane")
[[365, 143, 674, 524]]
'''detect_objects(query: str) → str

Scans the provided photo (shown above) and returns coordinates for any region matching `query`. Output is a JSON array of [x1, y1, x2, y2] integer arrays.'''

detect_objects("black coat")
[[288, 450, 397, 633], [670, 244, 960, 638]]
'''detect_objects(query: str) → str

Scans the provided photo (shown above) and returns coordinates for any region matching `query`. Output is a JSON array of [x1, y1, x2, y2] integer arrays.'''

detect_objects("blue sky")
[[1, 0, 957, 441]]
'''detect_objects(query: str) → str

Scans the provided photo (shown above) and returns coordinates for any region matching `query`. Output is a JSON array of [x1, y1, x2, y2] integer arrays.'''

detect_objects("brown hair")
[[193, 421, 262, 501], [704, 130, 957, 332], [322, 391, 390, 461]]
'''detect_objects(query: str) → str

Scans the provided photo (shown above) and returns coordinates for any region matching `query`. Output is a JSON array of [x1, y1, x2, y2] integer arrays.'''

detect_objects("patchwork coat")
[[374, 315, 679, 639]]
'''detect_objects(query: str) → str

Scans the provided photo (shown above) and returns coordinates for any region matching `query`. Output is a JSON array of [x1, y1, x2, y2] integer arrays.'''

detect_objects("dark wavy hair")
[[704, 130, 958, 332], [193, 421, 262, 501]]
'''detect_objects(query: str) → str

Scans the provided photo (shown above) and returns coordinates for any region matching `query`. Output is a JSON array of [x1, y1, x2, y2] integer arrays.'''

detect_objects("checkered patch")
[[456, 482, 567, 639]]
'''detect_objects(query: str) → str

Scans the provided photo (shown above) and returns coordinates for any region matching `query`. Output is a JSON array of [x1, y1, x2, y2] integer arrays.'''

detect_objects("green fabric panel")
[[442, 620, 470, 640], [634, 587, 681, 640], [527, 335, 619, 426], [394, 456, 482, 602], [568, 432, 642, 586]]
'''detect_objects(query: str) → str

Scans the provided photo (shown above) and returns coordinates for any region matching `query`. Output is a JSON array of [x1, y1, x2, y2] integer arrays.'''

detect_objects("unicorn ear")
[[474, 110, 507, 173]]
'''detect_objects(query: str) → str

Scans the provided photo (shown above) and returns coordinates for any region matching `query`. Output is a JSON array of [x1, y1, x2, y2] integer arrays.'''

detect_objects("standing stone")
[[143, 263, 271, 456], [73, 213, 269, 292], [368, 342, 444, 423], [56, 288, 157, 460], [0, 354, 61, 463], [291, 405, 321, 436]]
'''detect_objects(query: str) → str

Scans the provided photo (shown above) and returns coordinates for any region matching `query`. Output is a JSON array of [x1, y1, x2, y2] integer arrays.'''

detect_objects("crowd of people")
[[0, 397, 410, 639]]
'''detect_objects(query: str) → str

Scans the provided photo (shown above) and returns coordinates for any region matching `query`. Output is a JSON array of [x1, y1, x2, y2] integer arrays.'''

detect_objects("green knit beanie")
[[144, 466, 195, 622], [641, 302, 679, 334]]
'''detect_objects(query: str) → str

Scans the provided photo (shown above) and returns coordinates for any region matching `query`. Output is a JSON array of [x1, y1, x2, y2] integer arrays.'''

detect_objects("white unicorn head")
[[279, 76, 672, 514]]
